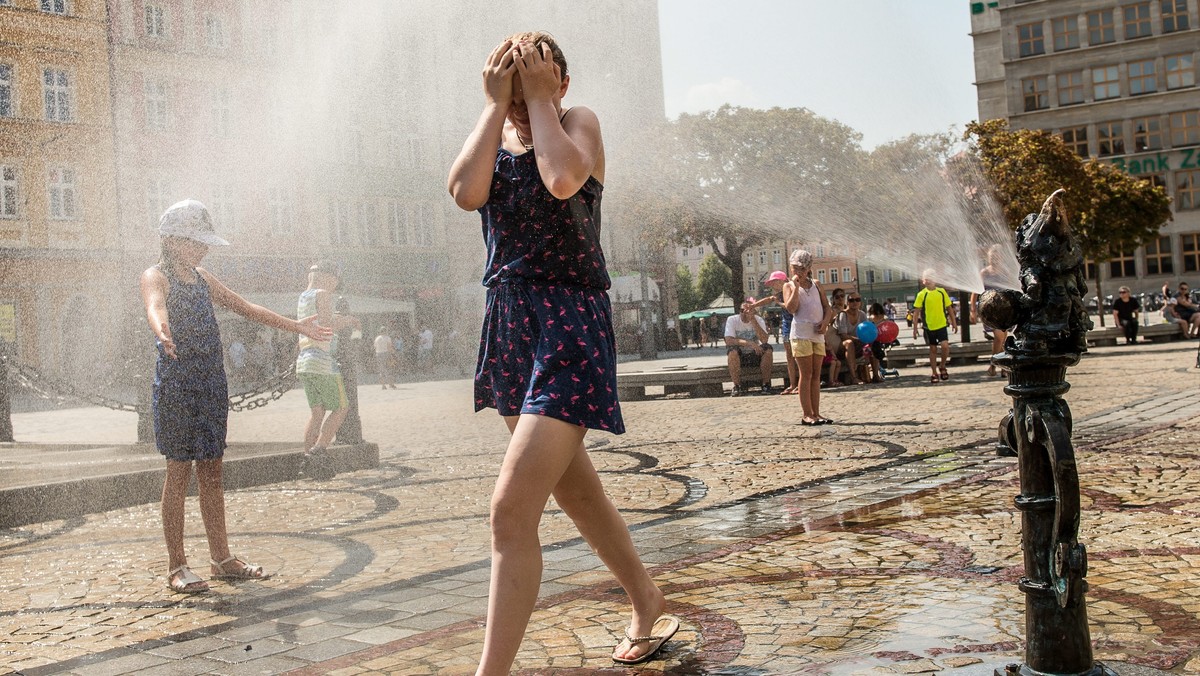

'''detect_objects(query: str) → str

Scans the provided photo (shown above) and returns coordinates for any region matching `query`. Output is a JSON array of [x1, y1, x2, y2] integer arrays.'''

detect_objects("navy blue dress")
[[474, 145, 624, 434], [152, 266, 229, 461]]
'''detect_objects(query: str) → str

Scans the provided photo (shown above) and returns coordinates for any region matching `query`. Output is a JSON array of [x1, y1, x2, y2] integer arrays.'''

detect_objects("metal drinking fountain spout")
[[978, 190, 1115, 676]]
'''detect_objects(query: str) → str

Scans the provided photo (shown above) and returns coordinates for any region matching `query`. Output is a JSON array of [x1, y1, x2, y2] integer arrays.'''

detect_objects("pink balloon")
[[877, 320, 900, 344]]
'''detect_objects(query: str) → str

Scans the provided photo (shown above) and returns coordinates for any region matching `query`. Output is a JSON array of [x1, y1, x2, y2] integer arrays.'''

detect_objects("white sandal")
[[611, 615, 680, 665], [166, 565, 208, 594], [210, 556, 272, 581]]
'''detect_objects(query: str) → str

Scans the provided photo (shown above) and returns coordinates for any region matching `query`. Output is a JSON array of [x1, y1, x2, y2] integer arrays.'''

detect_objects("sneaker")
[[730, 386, 743, 397], [760, 384, 772, 395]]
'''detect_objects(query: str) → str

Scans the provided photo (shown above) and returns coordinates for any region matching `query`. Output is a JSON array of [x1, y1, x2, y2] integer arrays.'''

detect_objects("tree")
[[630, 105, 864, 302], [962, 119, 1172, 325], [696, 254, 731, 309], [675, 265, 700, 314]]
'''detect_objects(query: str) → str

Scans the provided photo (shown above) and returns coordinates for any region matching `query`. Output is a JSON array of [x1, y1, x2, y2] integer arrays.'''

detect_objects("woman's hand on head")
[[513, 41, 562, 103], [482, 39, 516, 107]]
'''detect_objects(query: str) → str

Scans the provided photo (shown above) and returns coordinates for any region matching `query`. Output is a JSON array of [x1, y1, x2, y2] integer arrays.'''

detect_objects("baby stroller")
[[859, 338, 900, 382]]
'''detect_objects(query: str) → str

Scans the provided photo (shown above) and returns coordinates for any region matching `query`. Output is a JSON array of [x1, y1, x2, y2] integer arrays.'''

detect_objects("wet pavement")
[[2, 340, 1200, 674]]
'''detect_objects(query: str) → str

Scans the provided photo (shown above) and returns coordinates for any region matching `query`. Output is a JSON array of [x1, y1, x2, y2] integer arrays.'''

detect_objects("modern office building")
[[970, 0, 1200, 295]]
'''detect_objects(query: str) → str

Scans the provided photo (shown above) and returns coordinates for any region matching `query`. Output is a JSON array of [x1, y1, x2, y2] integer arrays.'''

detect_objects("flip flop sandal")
[[817, 417, 834, 425], [612, 615, 680, 665], [211, 556, 273, 581], [801, 418, 819, 426], [930, 375, 940, 384], [939, 367, 950, 381], [167, 565, 208, 594]]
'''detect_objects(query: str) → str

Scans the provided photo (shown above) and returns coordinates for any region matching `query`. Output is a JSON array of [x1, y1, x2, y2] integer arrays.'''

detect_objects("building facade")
[[970, 0, 1200, 296], [0, 0, 666, 378], [0, 0, 121, 380]]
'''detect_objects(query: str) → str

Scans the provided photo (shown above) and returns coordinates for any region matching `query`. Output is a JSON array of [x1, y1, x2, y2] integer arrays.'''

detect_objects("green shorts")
[[298, 373, 347, 411]]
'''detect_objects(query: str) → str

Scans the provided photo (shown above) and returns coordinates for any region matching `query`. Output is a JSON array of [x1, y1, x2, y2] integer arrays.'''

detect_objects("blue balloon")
[[856, 320, 878, 343]]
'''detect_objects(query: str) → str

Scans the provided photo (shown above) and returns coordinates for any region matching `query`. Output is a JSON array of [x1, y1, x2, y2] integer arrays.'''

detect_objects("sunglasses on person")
[[848, 297, 862, 302]]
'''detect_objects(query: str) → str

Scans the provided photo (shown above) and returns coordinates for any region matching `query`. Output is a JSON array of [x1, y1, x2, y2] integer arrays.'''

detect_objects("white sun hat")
[[158, 199, 229, 246]]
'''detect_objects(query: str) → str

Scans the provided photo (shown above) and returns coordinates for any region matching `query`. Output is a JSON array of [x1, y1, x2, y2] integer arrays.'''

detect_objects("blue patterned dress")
[[151, 266, 228, 461], [474, 145, 624, 434]]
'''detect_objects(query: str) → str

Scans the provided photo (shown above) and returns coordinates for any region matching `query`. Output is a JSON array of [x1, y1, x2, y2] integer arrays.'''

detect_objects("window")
[[1133, 117, 1163, 151], [1052, 16, 1079, 51], [1162, 0, 1190, 32], [842, 267, 852, 282], [144, 79, 168, 131], [210, 86, 230, 137], [1183, 233, 1200, 272], [1171, 110, 1200, 147], [47, 167, 77, 219], [697, 246, 704, 255], [1023, 75, 1049, 111], [1109, 249, 1136, 277], [1, 166, 17, 218], [1097, 122, 1125, 156], [386, 201, 407, 245], [0, 64, 11, 118], [1138, 173, 1167, 190], [39, 0, 67, 15], [267, 187, 293, 236], [1166, 54, 1195, 90], [1087, 9, 1116, 44], [357, 201, 378, 246], [145, 179, 171, 226], [1017, 22, 1044, 57], [816, 245, 825, 257], [204, 14, 228, 49], [883, 269, 893, 283], [1062, 126, 1089, 156], [329, 199, 351, 245], [1144, 236, 1174, 275], [1092, 65, 1120, 100], [144, 4, 166, 37], [745, 252, 752, 267], [1179, 169, 1200, 210], [830, 268, 839, 283], [415, 203, 434, 246], [773, 250, 781, 265], [209, 183, 234, 232], [42, 68, 72, 122], [1129, 60, 1157, 95], [1123, 2, 1152, 38], [758, 251, 766, 266], [817, 270, 826, 284], [865, 270, 875, 285], [1057, 71, 1084, 106]]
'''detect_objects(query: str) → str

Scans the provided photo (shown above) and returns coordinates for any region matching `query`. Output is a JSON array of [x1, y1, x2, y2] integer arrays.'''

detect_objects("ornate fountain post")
[[979, 190, 1115, 676]]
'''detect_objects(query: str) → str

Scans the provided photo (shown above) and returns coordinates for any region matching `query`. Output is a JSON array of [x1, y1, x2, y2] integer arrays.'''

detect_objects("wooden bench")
[[885, 322, 1186, 368], [617, 362, 791, 401]]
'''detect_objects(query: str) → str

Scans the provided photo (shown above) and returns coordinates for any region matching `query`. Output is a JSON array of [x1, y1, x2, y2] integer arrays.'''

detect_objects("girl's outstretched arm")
[[448, 40, 516, 211], [140, 267, 176, 358], [199, 269, 333, 341], [516, 43, 603, 198]]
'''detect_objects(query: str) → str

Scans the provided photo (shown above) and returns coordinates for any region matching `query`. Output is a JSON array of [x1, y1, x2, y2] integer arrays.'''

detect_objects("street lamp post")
[[979, 190, 1114, 676]]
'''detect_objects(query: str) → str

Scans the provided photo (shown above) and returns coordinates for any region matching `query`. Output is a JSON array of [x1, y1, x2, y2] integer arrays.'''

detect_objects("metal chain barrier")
[[2, 353, 296, 414]]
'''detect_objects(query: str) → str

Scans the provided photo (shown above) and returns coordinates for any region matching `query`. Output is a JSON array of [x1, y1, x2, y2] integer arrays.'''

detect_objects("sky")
[[657, 0, 981, 149]]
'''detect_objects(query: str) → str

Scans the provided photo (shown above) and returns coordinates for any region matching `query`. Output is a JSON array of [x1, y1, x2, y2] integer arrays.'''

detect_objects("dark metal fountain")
[[979, 190, 1115, 676]]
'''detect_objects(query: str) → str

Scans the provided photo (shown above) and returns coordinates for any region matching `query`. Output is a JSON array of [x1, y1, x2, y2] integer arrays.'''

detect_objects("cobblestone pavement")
[[2, 341, 1200, 674]]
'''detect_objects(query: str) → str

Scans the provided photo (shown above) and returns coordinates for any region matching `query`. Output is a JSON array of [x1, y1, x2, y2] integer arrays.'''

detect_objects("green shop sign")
[[1109, 149, 1200, 174]]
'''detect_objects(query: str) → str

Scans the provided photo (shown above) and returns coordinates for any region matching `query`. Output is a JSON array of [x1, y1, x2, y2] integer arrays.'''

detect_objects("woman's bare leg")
[[551, 442, 665, 662], [162, 460, 193, 570], [476, 415, 589, 676], [807, 354, 824, 419], [796, 353, 817, 421], [195, 458, 232, 565]]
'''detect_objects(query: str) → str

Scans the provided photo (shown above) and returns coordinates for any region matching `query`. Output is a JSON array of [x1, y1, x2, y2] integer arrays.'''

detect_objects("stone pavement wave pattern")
[[2, 342, 1200, 674]]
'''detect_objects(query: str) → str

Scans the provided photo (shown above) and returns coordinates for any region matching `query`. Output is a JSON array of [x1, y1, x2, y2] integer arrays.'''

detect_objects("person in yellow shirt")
[[912, 269, 957, 383]]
